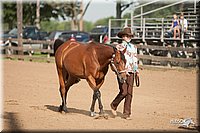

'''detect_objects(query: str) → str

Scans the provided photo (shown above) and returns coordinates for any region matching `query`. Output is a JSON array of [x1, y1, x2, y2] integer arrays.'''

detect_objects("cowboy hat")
[[117, 27, 134, 38]]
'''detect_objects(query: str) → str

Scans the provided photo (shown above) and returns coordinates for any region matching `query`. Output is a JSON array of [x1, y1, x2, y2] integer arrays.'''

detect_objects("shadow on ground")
[[44, 104, 123, 118], [2, 112, 22, 132]]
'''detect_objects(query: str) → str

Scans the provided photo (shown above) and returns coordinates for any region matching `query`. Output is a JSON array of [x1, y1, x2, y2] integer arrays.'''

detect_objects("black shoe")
[[122, 115, 132, 120]]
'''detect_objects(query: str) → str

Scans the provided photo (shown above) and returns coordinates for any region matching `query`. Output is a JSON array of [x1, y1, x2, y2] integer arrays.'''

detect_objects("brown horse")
[[54, 39, 127, 117]]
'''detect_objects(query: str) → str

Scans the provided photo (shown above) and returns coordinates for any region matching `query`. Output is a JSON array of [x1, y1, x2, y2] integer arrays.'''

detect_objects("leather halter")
[[110, 54, 126, 75]]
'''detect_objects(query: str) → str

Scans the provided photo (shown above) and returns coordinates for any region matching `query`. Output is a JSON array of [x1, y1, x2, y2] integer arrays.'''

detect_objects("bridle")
[[110, 54, 126, 76]]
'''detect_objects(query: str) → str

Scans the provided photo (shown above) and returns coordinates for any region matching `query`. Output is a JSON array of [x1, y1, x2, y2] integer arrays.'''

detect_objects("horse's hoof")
[[59, 105, 68, 113], [94, 113, 109, 120], [58, 105, 62, 112], [90, 112, 96, 117]]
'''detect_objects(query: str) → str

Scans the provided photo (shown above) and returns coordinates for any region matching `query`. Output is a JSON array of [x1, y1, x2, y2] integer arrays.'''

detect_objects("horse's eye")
[[116, 62, 119, 65]]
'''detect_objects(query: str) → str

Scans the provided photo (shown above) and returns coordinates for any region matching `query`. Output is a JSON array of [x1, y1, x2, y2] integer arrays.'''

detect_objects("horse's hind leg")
[[64, 75, 78, 111], [57, 68, 68, 113], [59, 86, 68, 113]]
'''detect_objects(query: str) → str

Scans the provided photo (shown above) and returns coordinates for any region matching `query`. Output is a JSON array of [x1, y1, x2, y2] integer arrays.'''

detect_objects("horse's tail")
[[53, 39, 64, 55]]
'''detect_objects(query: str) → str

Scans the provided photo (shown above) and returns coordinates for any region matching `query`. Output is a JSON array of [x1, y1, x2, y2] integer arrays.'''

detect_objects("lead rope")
[[134, 72, 140, 87]]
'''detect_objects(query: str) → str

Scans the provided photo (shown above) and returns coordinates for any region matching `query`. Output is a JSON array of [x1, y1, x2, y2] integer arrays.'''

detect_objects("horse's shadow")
[[44, 105, 123, 117], [44, 105, 90, 116]]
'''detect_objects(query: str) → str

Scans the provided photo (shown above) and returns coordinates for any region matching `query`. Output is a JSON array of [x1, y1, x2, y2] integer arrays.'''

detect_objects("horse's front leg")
[[95, 89, 108, 119], [87, 76, 102, 116], [90, 89, 104, 116], [88, 75, 108, 118]]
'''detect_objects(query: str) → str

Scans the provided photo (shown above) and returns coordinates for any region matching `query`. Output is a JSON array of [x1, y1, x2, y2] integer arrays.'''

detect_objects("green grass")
[[2, 52, 55, 63]]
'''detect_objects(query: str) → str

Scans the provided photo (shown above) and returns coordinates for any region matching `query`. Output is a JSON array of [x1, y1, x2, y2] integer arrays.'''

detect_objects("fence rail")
[[136, 43, 199, 67], [1, 38, 54, 62], [1, 38, 199, 67], [3, 38, 54, 45]]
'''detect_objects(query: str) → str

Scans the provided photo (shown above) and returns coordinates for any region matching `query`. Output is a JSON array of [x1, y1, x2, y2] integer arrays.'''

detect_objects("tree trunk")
[[36, 0, 40, 29], [17, 0, 23, 55], [116, 2, 122, 19], [116, 2, 122, 27], [79, 0, 83, 31], [71, 3, 78, 30]]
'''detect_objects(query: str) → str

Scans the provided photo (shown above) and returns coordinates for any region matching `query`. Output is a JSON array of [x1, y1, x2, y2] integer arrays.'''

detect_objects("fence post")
[[144, 41, 149, 54], [99, 35, 103, 43], [181, 22, 184, 44], [47, 44, 51, 58], [7, 38, 12, 56], [140, 6, 143, 31], [47, 43, 51, 62], [125, 19, 128, 27], [17, 0, 23, 55], [28, 44, 33, 61], [167, 46, 172, 67], [196, 51, 199, 68], [144, 41, 151, 65], [28, 44, 32, 57], [108, 19, 111, 42], [161, 18, 164, 42], [131, 12, 133, 32], [194, 0, 196, 13], [138, 43, 143, 65], [142, 18, 145, 42]]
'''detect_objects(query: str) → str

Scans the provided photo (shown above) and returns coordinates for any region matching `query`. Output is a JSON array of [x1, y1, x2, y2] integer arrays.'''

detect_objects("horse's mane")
[[53, 40, 125, 61], [88, 41, 125, 62], [88, 41, 117, 52], [103, 43, 125, 62], [53, 39, 65, 55]]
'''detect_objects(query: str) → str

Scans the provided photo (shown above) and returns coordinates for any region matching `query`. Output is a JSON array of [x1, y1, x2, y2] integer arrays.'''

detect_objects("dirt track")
[[2, 60, 198, 131]]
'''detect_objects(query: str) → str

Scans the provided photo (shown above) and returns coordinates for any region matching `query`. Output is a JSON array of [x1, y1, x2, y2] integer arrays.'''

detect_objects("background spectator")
[[180, 13, 188, 33], [170, 14, 180, 39]]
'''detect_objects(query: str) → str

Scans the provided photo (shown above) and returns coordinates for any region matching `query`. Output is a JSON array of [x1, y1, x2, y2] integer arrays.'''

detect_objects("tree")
[[79, 0, 92, 31], [51, 0, 92, 30], [94, 16, 115, 26], [2, 2, 62, 30], [116, 0, 136, 19], [2, 3, 17, 29]]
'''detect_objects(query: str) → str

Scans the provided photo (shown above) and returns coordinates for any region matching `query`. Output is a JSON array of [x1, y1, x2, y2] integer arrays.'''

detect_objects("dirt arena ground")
[[2, 60, 199, 132]]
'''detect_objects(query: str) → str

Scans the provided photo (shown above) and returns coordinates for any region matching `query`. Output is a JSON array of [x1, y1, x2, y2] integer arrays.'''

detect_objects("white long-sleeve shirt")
[[180, 18, 188, 30], [116, 41, 138, 73]]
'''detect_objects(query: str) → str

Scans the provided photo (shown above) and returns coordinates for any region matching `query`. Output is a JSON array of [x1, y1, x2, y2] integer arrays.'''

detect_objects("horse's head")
[[110, 47, 127, 83]]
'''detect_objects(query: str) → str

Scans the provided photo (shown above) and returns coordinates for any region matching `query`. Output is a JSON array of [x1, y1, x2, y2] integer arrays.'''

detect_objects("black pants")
[[111, 73, 134, 116]]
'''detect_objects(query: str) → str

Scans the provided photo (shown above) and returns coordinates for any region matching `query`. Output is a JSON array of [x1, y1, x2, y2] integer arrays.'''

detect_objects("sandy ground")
[[1, 60, 199, 132]]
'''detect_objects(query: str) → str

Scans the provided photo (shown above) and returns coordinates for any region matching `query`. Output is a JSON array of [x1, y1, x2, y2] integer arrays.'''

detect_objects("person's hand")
[[126, 71, 130, 76]]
